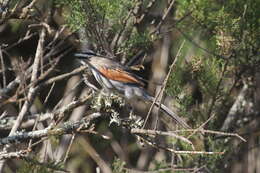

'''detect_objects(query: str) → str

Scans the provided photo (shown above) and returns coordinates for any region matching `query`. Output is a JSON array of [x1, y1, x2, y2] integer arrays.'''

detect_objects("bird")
[[75, 51, 190, 128]]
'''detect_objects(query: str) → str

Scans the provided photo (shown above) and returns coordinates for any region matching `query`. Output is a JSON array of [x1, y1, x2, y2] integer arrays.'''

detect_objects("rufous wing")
[[99, 67, 144, 86]]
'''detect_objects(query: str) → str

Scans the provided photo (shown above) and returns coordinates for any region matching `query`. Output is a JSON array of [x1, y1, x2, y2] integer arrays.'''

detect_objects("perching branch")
[[0, 113, 101, 146]]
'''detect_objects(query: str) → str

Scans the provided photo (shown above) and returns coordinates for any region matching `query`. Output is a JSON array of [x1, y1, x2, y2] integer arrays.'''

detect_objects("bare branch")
[[9, 27, 46, 136], [138, 136, 224, 155], [143, 40, 185, 128], [173, 129, 246, 142], [0, 46, 6, 88], [131, 128, 194, 148], [0, 89, 92, 131], [0, 113, 101, 145], [78, 138, 112, 173]]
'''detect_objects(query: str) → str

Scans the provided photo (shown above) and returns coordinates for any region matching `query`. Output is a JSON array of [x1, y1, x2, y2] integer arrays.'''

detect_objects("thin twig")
[[138, 136, 224, 155], [51, 92, 93, 123], [175, 27, 226, 59], [0, 46, 6, 88], [52, 79, 85, 112], [4, 31, 38, 51], [131, 128, 194, 149], [172, 129, 246, 142], [63, 133, 75, 164], [40, 66, 87, 87], [44, 82, 55, 104], [27, 114, 40, 150], [143, 40, 185, 128], [152, 0, 176, 34], [124, 167, 197, 173]]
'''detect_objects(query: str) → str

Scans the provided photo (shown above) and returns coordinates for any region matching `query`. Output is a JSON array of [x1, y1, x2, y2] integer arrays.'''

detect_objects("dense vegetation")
[[0, 0, 259, 172]]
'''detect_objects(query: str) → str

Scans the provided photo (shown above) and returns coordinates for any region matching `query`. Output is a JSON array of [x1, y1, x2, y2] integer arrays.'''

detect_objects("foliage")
[[54, 0, 132, 33], [54, 0, 152, 55], [1, 0, 260, 172], [18, 158, 63, 173], [119, 30, 152, 57], [112, 158, 127, 173], [191, 56, 225, 97], [167, 0, 259, 171], [177, 0, 260, 65]]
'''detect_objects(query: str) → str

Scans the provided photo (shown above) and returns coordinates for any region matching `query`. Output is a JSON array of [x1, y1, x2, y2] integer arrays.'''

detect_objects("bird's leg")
[[124, 99, 135, 119], [124, 100, 145, 128], [129, 105, 134, 119]]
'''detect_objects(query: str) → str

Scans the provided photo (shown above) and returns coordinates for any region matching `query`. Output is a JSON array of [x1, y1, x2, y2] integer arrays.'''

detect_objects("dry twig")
[[143, 40, 185, 128], [0, 113, 101, 146]]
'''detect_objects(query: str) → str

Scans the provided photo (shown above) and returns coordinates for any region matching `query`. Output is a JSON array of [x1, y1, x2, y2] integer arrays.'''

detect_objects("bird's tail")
[[144, 94, 190, 129]]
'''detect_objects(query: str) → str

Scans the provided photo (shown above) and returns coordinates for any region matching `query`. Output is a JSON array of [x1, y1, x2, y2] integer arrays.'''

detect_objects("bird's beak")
[[74, 53, 90, 59]]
